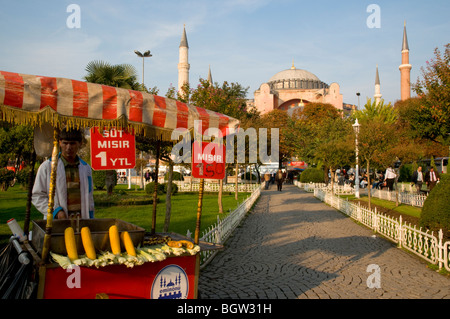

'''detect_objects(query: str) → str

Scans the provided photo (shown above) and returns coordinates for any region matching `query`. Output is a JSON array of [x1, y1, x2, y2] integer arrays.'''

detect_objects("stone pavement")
[[198, 184, 450, 299]]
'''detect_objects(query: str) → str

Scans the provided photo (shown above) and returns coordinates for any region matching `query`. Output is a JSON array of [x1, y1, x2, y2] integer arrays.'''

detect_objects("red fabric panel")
[[152, 95, 167, 128], [40, 76, 58, 110], [1, 71, 24, 108], [196, 107, 210, 135], [128, 89, 143, 122], [101, 85, 117, 120], [72, 80, 89, 117], [176, 100, 189, 129]]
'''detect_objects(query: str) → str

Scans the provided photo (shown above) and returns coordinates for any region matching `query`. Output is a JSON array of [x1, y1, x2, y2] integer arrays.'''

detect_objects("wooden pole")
[[41, 128, 59, 263], [151, 139, 161, 235], [23, 150, 37, 236], [194, 178, 204, 245]]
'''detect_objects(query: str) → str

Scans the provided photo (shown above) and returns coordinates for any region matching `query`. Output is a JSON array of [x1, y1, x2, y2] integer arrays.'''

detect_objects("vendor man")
[[32, 127, 95, 219]]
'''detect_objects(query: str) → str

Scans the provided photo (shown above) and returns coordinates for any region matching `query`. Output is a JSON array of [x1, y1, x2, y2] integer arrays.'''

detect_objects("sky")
[[0, 0, 449, 107]]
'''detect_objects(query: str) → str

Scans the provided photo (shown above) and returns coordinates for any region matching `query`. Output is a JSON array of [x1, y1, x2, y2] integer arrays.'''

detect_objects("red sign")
[[191, 141, 226, 180], [90, 127, 136, 170], [42, 255, 198, 299]]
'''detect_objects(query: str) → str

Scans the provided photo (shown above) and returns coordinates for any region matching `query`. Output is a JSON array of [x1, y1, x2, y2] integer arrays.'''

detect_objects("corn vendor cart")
[[0, 70, 239, 299]]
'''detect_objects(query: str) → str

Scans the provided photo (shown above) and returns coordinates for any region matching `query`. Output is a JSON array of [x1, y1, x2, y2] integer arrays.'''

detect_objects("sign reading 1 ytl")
[[90, 127, 136, 170]]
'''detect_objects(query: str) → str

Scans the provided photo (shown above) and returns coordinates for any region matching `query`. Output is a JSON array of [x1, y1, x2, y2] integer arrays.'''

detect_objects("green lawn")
[[0, 184, 252, 246], [339, 194, 422, 218]]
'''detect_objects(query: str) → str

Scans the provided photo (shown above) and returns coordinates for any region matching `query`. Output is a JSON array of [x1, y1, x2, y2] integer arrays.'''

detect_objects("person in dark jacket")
[[275, 170, 284, 191]]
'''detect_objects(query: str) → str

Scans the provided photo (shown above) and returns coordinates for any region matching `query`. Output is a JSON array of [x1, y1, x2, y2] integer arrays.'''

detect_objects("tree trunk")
[[218, 178, 224, 214], [106, 170, 116, 195], [367, 161, 371, 210], [235, 162, 238, 200], [330, 167, 335, 194], [163, 161, 173, 232]]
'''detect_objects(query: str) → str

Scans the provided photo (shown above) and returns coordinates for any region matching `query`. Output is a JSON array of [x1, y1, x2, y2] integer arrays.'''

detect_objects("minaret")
[[374, 65, 382, 105], [399, 21, 412, 100], [178, 25, 190, 95], [207, 65, 213, 84]]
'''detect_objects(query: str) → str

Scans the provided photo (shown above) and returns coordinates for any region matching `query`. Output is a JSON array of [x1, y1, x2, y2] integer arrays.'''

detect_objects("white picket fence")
[[186, 185, 262, 268], [173, 181, 260, 193], [314, 188, 450, 271], [294, 181, 354, 195], [370, 189, 427, 207], [294, 181, 428, 207]]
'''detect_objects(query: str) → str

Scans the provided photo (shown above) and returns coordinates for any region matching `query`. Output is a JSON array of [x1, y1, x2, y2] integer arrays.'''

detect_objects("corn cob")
[[109, 225, 121, 254], [64, 226, 79, 261], [120, 231, 136, 257], [81, 227, 97, 259]]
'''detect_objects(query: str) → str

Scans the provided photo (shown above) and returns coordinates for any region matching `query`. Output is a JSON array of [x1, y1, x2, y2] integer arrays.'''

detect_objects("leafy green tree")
[[292, 103, 348, 184], [84, 60, 141, 90], [412, 43, 450, 146], [0, 123, 34, 173], [352, 98, 396, 124]]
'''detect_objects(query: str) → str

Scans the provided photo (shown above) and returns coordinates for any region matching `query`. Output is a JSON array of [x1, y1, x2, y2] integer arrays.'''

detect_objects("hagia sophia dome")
[[269, 67, 320, 83], [251, 62, 343, 114]]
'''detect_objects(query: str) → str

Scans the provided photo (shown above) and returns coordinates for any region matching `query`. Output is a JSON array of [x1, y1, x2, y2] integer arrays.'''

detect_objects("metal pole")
[[355, 129, 360, 198]]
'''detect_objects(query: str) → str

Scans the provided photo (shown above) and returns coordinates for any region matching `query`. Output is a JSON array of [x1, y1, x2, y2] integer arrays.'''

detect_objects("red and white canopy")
[[0, 70, 240, 140]]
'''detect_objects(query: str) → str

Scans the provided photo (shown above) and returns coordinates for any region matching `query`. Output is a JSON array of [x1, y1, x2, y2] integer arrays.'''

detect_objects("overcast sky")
[[0, 0, 449, 107]]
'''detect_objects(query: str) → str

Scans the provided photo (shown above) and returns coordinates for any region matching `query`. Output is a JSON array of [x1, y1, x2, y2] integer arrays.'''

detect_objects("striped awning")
[[0, 70, 240, 140]]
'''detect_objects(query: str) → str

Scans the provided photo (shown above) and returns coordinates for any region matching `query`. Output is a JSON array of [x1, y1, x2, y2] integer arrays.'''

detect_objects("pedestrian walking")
[[384, 166, 397, 191], [264, 172, 271, 190], [425, 167, 440, 191], [275, 170, 284, 191], [411, 166, 424, 194]]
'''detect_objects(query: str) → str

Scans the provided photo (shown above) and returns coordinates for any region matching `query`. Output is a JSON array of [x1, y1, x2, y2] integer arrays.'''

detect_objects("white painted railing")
[[294, 181, 355, 195], [186, 185, 262, 268], [314, 188, 450, 271], [295, 181, 428, 207], [173, 181, 260, 193], [370, 189, 427, 207]]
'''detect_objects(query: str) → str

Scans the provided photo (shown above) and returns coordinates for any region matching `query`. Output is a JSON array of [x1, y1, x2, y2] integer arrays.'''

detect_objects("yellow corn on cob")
[[109, 225, 121, 254], [180, 240, 194, 249], [64, 226, 78, 261], [120, 231, 136, 257], [81, 226, 97, 259]]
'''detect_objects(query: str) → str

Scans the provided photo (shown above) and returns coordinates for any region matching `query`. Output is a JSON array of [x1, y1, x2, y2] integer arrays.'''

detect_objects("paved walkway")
[[198, 185, 450, 299]]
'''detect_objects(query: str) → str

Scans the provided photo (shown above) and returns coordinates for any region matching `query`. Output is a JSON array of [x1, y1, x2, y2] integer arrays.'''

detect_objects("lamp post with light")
[[134, 50, 152, 88], [353, 118, 361, 198], [134, 50, 152, 189]]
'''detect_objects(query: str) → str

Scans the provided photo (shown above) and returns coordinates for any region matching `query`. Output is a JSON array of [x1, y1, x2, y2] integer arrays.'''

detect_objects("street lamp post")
[[134, 50, 151, 189], [134, 50, 152, 88], [356, 92, 360, 110], [353, 118, 361, 198]]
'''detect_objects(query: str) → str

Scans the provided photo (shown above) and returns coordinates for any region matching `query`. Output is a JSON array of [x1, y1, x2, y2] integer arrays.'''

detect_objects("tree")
[[259, 109, 296, 169], [313, 117, 354, 193], [394, 97, 447, 158], [412, 43, 450, 146], [84, 60, 141, 90], [292, 103, 346, 184], [352, 98, 396, 124], [357, 118, 398, 208]]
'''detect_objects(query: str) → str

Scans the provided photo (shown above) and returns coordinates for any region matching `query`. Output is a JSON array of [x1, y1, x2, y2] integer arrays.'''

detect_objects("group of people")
[[264, 170, 285, 191], [144, 170, 157, 183], [411, 166, 441, 194]]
